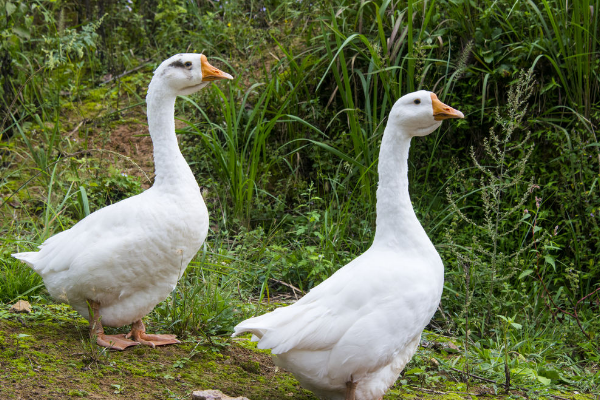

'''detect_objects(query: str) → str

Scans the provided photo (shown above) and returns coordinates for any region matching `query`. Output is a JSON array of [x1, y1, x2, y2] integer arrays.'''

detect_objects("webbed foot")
[[126, 319, 180, 348], [88, 300, 139, 351], [96, 333, 139, 351]]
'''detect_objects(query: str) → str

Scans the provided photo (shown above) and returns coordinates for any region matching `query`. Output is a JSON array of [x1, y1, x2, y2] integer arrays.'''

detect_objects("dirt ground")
[[101, 122, 155, 183], [1, 304, 593, 400], [90, 117, 189, 185], [0, 305, 315, 400]]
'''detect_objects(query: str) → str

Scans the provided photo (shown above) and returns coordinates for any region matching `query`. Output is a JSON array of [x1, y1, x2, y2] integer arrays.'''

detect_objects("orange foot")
[[88, 300, 139, 351], [126, 319, 180, 348], [96, 333, 139, 351]]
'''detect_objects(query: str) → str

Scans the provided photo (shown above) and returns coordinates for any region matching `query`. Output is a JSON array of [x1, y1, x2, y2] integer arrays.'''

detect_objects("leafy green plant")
[[152, 258, 239, 339], [111, 384, 124, 394], [446, 70, 539, 323], [11, 332, 31, 358], [497, 314, 522, 392], [41, 16, 105, 70]]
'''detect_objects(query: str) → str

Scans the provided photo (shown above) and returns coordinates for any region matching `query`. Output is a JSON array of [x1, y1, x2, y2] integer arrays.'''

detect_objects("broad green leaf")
[[518, 269, 534, 280], [6, 2, 16, 16], [537, 375, 551, 385], [544, 255, 556, 270], [13, 26, 31, 40], [404, 368, 424, 375], [538, 368, 561, 382]]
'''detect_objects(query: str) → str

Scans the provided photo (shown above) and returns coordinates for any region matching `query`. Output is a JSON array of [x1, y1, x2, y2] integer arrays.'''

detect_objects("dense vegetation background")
[[1, 0, 599, 397]]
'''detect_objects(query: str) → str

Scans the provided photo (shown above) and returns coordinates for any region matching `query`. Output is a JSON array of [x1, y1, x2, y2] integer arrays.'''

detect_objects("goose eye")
[[414, 99, 421, 104], [184, 61, 192, 68]]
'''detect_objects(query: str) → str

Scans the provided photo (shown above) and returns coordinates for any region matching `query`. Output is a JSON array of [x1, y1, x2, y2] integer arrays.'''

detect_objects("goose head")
[[152, 53, 233, 96], [387, 90, 464, 138]]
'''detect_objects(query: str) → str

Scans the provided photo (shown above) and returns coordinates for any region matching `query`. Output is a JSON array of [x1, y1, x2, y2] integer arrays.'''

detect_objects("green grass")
[[0, 257, 44, 303], [1, 0, 599, 397]]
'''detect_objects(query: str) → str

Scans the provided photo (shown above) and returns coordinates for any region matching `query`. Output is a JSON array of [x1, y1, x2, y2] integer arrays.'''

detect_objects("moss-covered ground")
[[1, 303, 593, 400], [0, 303, 315, 400]]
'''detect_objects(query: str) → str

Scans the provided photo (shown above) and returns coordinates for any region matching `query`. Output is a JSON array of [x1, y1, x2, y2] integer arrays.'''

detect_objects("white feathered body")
[[234, 91, 456, 400], [13, 182, 208, 327], [234, 242, 443, 400], [12, 53, 217, 328]]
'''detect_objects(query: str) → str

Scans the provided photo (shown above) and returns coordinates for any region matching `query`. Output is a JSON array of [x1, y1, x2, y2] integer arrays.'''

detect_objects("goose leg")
[[345, 378, 358, 400], [126, 319, 180, 348], [89, 300, 139, 351]]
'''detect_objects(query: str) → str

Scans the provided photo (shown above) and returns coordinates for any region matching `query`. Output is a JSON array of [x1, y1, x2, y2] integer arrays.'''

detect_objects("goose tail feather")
[[12, 252, 40, 270]]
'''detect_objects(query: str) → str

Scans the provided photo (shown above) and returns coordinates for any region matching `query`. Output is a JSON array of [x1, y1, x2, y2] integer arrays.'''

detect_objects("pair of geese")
[[13, 53, 463, 400]]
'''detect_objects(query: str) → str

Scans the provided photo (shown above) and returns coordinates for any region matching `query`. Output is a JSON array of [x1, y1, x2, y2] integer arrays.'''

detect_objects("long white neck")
[[146, 79, 197, 188], [372, 125, 431, 249]]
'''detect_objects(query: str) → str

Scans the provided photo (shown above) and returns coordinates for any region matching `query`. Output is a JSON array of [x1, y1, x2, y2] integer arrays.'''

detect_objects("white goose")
[[13, 54, 232, 350], [233, 91, 463, 400]]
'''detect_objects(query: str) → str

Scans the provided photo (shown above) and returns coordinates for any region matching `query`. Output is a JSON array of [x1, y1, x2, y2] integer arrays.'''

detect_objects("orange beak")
[[431, 93, 464, 120], [200, 54, 233, 81]]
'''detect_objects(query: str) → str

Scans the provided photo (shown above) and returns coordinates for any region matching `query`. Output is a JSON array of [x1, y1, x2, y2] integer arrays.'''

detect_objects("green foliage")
[[0, 0, 33, 101], [181, 77, 288, 225], [1, 0, 599, 395], [0, 256, 44, 303], [79, 166, 143, 211], [549, 124, 600, 297], [527, 0, 600, 118], [41, 15, 104, 70], [153, 261, 240, 338], [446, 70, 540, 322]]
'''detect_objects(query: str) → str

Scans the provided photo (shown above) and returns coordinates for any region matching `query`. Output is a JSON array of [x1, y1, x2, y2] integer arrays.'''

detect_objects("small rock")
[[446, 341, 459, 350], [429, 358, 439, 368], [9, 300, 32, 313], [191, 390, 249, 400]]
